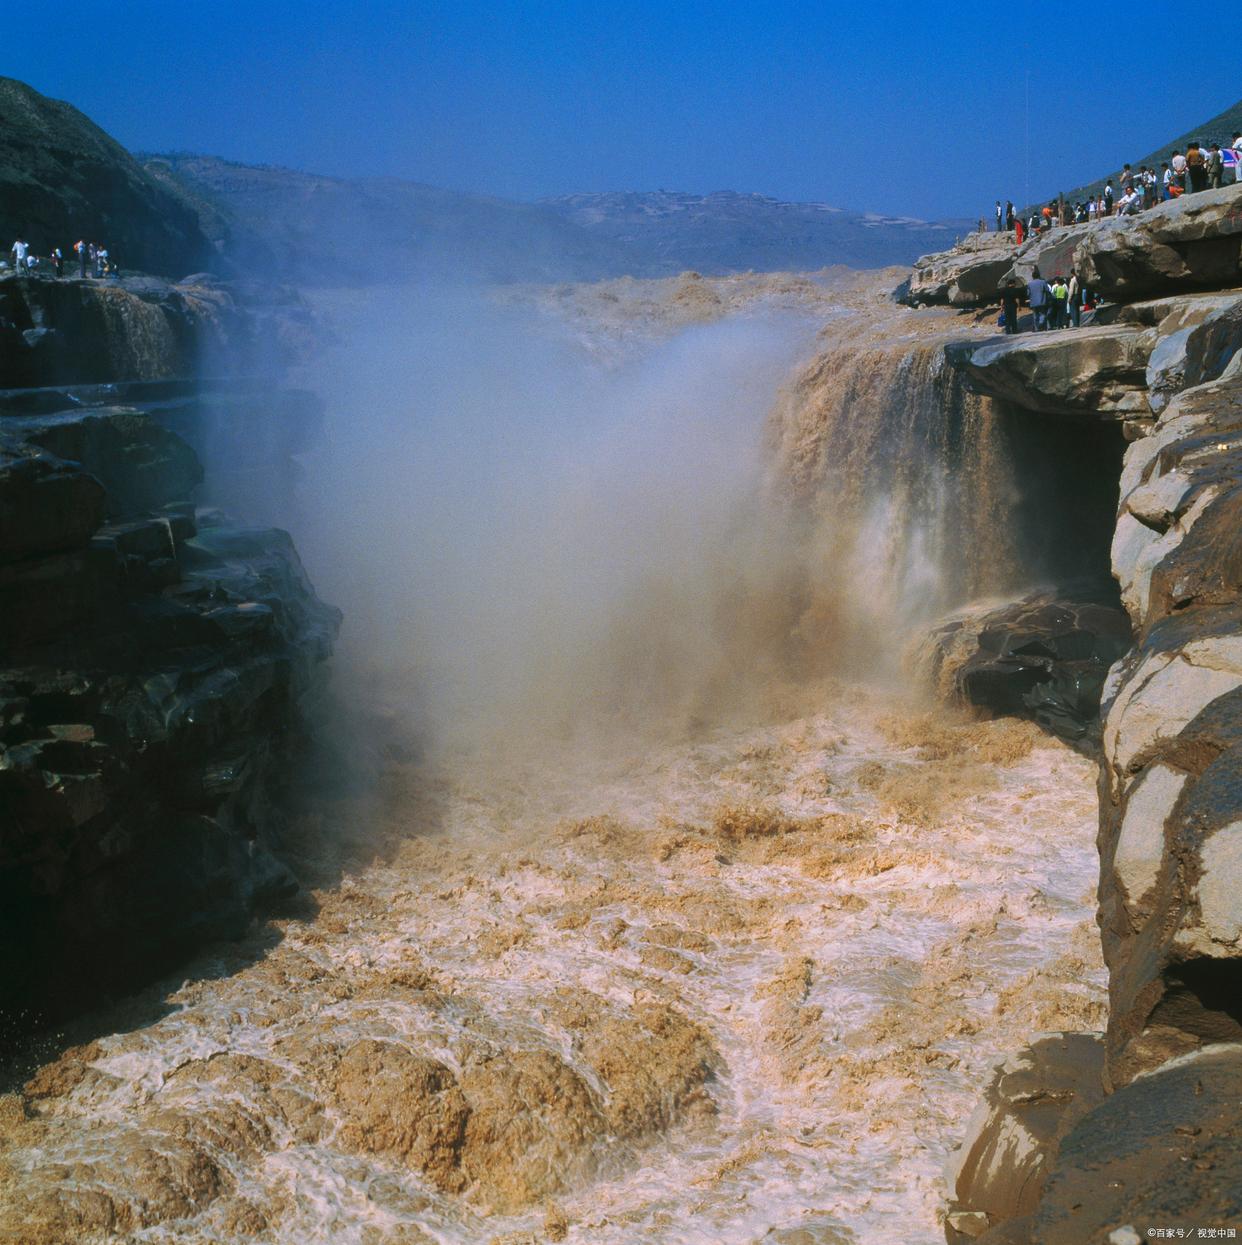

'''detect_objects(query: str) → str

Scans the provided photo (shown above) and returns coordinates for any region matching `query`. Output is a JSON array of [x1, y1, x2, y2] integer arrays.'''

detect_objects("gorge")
[[3, 78, 1242, 1245]]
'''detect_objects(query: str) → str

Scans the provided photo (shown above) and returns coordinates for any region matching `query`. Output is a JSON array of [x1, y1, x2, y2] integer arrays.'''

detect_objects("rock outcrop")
[[920, 592, 1130, 743], [1074, 183, 1242, 301], [930, 181, 1242, 1243], [952, 325, 1157, 425], [899, 232, 1016, 307], [0, 273, 317, 388], [0, 270, 337, 1036], [943, 1034, 1105, 1244], [0, 383, 339, 1029]]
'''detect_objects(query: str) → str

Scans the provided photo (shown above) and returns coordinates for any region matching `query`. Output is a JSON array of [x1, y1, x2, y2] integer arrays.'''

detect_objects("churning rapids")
[[0, 274, 1106, 1245]]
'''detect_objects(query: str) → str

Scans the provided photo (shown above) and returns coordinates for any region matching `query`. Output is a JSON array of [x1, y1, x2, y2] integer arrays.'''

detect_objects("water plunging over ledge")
[[0, 279, 1107, 1245]]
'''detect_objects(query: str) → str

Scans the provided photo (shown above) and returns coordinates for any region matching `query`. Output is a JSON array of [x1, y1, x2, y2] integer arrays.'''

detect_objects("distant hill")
[[141, 154, 635, 285], [145, 155, 971, 285], [541, 190, 969, 275], [0, 77, 212, 277], [1030, 95, 1242, 210], [0, 75, 972, 285]]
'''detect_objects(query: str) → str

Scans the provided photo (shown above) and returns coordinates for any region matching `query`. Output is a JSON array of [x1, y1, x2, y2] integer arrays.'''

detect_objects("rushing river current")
[[0, 278, 1106, 1244]]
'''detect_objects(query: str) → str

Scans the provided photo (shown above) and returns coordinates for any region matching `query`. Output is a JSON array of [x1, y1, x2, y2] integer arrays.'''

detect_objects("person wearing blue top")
[[1026, 267, 1052, 332]]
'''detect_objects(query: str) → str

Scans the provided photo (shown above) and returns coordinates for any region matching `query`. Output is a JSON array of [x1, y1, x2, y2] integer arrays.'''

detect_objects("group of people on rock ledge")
[[6, 237, 117, 278], [991, 132, 1242, 242], [1000, 268, 1094, 334]]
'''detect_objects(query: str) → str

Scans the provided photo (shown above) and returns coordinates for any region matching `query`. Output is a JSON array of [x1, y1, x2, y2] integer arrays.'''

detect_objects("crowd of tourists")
[[999, 268, 1094, 335], [6, 237, 118, 279], [985, 132, 1241, 334], [992, 133, 1242, 242]]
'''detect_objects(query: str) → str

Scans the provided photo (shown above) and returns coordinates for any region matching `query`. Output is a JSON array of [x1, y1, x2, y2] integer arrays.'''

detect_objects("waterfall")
[[764, 340, 1027, 676]]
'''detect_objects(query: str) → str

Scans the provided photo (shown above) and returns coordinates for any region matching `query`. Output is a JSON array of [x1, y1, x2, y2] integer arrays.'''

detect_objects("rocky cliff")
[[0, 275, 338, 1038], [932, 183, 1242, 1244]]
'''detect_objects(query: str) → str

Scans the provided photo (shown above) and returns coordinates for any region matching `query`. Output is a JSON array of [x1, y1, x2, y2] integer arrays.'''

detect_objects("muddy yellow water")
[[0, 684, 1103, 1245]]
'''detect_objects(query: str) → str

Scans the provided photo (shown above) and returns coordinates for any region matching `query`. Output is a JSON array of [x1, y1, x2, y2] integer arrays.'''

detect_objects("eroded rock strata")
[[938, 190, 1242, 1243], [0, 276, 337, 1033]]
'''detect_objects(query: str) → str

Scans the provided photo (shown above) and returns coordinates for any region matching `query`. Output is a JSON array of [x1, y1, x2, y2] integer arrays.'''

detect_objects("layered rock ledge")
[[0, 285, 337, 1034], [927, 184, 1242, 1243], [902, 183, 1242, 312]]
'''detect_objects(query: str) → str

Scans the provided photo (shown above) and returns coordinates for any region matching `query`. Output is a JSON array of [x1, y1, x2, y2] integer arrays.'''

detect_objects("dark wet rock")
[[4, 406, 203, 515], [0, 381, 338, 1032], [1029, 1045, 1242, 1243], [951, 326, 1157, 422], [1073, 183, 1242, 301], [0, 440, 105, 560], [920, 590, 1131, 743], [944, 1034, 1105, 1245], [0, 275, 320, 388]]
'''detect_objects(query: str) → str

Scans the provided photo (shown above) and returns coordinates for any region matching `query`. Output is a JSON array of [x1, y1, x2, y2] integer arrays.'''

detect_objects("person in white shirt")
[[1171, 149, 1187, 190], [1232, 133, 1242, 184], [10, 238, 29, 271], [1087, 198, 1098, 221], [1118, 187, 1142, 216]]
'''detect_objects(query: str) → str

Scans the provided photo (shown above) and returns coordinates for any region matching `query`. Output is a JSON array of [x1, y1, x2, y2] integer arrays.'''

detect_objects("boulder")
[[900, 232, 1018, 307], [1007, 224, 1094, 286], [951, 325, 1157, 422], [944, 1034, 1105, 1245], [1029, 1045, 1242, 1243], [1074, 183, 1242, 300], [919, 591, 1131, 743], [1144, 292, 1242, 414]]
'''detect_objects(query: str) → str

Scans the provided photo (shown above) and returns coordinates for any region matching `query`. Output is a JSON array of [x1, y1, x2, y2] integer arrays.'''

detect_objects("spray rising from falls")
[[0, 281, 1106, 1245]]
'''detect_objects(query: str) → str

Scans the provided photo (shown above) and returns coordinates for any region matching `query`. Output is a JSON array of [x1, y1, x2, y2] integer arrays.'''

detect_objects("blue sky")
[[9, 0, 1240, 220]]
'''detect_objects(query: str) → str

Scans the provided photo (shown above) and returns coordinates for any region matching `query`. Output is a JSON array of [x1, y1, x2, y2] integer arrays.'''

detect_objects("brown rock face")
[[1074, 183, 1242, 300], [955, 325, 1157, 422], [944, 1034, 1105, 1245], [1029, 1046, 1242, 1243]]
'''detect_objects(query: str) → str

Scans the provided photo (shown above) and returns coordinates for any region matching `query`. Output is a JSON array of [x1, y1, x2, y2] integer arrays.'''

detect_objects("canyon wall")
[[936, 184, 1242, 1244], [0, 274, 337, 1036]]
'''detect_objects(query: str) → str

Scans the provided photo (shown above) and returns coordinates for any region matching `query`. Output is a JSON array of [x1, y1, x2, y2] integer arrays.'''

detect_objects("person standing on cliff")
[[10, 237, 29, 273], [1206, 143, 1224, 191], [1001, 279, 1024, 335], [1185, 141, 1207, 193], [1049, 275, 1069, 328], [1005, 201, 1015, 231], [1067, 271, 1082, 328], [1026, 267, 1052, 331], [1171, 149, 1187, 191], [52, 246, 63, 278], [1103, 181, 1115, 216], [1232, 133, 1242, 184], [74, 239, 87, 277], [994, 200, 1003, 232]]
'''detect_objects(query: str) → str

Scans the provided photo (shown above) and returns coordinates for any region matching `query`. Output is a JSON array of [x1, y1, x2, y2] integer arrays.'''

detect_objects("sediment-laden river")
[[0, 277, 1106, 1244]]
